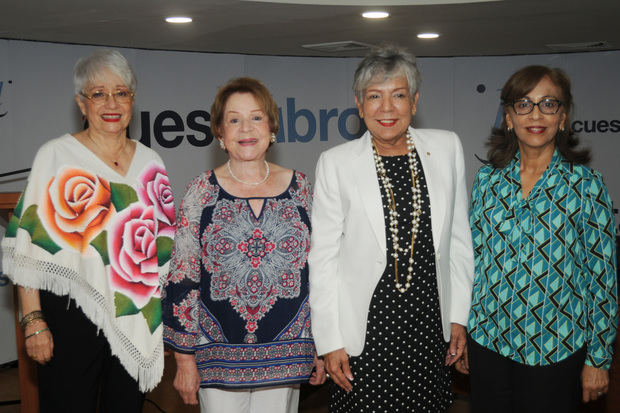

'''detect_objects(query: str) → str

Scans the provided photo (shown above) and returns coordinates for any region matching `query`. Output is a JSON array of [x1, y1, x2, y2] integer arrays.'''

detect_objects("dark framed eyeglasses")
[[80, 90, 134, 104], [507, 98, 562, 115]]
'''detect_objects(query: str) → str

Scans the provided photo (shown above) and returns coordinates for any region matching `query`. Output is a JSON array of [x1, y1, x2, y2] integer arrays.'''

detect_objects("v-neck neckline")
[[70, 134, 139, 179], [512, 150, 560, 202]]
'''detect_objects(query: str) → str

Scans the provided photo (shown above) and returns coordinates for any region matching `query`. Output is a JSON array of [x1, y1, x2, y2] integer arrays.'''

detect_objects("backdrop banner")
[[0, 39, 618, 361], [0, 224, 17, 364]]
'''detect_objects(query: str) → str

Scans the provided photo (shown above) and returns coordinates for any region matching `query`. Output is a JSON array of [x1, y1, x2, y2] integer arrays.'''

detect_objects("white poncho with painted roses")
[[1, 134, 175, 391]]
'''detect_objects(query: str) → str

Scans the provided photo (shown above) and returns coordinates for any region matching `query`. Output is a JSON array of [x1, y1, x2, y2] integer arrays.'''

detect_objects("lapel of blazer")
[[410, 128, 443, 253], [352, 132, 386, 252]]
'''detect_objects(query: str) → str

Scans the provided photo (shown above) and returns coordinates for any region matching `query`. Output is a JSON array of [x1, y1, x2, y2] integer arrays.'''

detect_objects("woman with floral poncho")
[[1, 49, 175, 412]]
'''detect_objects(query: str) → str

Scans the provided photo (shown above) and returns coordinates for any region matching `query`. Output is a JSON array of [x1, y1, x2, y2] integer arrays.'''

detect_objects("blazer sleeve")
[[447, 133, 475, 326], [308, 152, 346, 356]]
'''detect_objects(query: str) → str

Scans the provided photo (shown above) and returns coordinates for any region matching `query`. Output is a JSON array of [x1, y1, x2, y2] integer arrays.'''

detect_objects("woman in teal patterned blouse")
[[465, 65, 617, 412]]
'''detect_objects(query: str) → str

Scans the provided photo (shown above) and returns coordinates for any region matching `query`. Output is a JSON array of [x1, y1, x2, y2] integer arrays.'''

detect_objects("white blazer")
[[308, 128, 474, 357]]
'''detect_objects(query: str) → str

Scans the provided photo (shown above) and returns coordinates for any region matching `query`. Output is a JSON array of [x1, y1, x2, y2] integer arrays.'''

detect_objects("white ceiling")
[[1, 0, 618, 57]]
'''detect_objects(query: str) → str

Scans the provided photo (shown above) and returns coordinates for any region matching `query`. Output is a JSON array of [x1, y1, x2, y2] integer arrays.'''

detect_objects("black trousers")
[[467, 335, 586, 413], [37, 291, 144, 413]]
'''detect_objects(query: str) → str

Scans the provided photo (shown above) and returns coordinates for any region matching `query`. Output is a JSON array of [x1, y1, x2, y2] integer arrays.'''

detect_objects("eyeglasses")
[[80, 90, 134, 104], [507, 98, 562, 115]]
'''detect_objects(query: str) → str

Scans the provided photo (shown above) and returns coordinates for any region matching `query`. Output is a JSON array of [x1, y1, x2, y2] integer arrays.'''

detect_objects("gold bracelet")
[[20, 310, 44, 330], [25, 327, 50, 340]]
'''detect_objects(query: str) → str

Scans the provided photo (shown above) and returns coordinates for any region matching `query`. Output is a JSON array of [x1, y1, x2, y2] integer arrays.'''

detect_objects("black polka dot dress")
[[329, 152, 452, 412]]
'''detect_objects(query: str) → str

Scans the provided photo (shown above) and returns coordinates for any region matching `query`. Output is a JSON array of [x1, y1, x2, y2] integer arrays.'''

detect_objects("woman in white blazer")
[[308, 44, 474, 412]]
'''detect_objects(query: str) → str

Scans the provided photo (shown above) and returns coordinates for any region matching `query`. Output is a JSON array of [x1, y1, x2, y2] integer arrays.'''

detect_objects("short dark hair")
[[210, 77, 279, 139], [486, 65, 590, 168]]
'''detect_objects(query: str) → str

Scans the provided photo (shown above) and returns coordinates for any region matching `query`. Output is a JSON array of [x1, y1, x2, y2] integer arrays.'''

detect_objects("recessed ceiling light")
[[362, 11, 389, 19], [417, 32, 440, 39], [165, 16, 192, 24]]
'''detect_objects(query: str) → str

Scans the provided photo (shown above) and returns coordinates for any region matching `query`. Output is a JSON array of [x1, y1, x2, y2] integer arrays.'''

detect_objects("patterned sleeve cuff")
[[585, 353, 611, 370], [163, 325, 197, 354]]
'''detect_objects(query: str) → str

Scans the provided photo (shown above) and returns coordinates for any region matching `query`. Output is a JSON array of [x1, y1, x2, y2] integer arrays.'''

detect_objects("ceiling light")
[[165, 16, 192, 24], [362, 11, 389, 19], [417, 32, 439, 39]]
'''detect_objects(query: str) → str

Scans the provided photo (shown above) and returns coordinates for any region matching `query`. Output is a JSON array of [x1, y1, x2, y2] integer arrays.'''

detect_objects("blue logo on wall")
[[0, 80, 8, 118], [137, 97, 365, 149]]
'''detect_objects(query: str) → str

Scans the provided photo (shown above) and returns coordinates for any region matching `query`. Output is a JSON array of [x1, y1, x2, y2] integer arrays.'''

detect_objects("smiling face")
[[355, 75, 418, 150], [505, 75, 566, 154], [220, 92, 272, 162], [75, 70, 133, 137]]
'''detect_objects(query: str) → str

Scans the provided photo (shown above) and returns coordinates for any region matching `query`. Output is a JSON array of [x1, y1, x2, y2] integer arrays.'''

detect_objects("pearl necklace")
[[372, 129, 422, 293], [227, 160, 270, 186]]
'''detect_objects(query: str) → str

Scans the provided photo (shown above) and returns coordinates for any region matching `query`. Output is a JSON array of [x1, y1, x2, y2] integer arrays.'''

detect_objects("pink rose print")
[[109, 203, 159, 308], [138, 164, 175, 238]]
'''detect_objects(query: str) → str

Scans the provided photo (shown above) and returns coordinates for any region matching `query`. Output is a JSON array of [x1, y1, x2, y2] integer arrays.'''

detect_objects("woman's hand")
[[446, 323, 468, 373], [18, 287, 53, 364], [173, 353, 201, 405], [309, 354, 327, 385], [581, 365, 609, 402], [324, 348, 353, 392], [24, 319, 53, 364]]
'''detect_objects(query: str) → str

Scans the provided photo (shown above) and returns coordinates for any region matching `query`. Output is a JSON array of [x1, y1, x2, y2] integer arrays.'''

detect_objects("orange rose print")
[[40, 167, 115, 252]]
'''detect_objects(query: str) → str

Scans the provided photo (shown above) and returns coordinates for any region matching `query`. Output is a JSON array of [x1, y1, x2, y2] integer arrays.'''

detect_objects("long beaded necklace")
[[227, 160, 270, 186], [372, 129, 422, 293]]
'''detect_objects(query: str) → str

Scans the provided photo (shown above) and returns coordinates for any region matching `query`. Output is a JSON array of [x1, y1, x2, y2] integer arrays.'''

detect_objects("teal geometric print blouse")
[[468, 150, 617, 369]]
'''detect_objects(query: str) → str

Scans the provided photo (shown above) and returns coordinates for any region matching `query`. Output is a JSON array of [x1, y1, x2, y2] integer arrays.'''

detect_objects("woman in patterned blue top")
[[162, 77, 325, 413], [465, 65, 617, 413]]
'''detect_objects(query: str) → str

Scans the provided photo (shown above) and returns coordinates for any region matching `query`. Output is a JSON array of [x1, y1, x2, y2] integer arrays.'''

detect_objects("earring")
[[412, 108, 417, 116], [270, 133, 276, 143], [507, 126, 513, 133], [218, 139, 226, 150], [559, 126, 565, 132]]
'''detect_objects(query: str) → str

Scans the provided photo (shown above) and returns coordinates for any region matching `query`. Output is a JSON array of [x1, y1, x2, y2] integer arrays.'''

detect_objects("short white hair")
[[73, 49, 136, 96], [353, 44, 421, 103]]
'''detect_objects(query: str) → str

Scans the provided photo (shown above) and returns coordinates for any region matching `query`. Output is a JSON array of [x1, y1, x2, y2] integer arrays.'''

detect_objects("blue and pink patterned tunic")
[[163, 170, 315, 388]]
